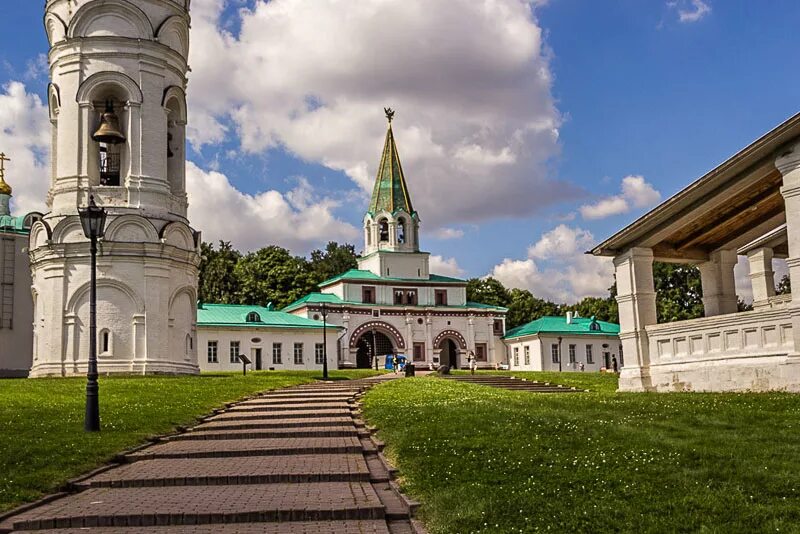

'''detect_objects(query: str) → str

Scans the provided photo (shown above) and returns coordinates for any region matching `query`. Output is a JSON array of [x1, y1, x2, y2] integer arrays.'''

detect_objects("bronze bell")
[[92, 101, 126, 145]]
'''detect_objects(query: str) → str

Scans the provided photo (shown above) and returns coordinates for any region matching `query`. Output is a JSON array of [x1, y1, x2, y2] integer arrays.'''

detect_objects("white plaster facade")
[[505, 334, 621, 373], [29, 0, 200, 376], [592, 114, 800, 392]]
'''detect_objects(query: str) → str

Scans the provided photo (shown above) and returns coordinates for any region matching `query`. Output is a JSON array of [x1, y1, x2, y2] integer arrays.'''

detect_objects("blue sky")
[[1, 0, 798, 302]]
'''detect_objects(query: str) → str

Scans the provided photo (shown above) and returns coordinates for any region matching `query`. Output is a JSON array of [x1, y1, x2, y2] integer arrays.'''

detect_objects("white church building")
[[28, 0, 201, 376], [592, 112, 800, 392], [284, 112, 508, 369]]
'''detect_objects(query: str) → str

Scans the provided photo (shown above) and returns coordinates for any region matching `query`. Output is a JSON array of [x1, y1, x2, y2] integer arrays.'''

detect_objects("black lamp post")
[[372, 329, 378, 371], [78, 195, 107, 432], [321, 302, 329, 380]]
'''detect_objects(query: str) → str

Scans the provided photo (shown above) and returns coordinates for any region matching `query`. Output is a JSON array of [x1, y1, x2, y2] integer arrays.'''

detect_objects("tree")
[[235, 246, 318, 309], [309, 242, 358, 283], [776, 274, 791, 295], [567, 295, 619, 323], [506, 288, 561, 329], [199, 241, 241, 304], [653, 262, 704, 323], [466, 277, 511, 308]]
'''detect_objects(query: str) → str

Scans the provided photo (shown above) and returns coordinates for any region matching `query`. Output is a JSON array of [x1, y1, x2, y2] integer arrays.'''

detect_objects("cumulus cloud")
[[669, 0, 712, 23], [429, 255, 466, 278], [579, 175, 661, 220], [186, 162, 359, 253], [490, 225, 614, 302], [187, 0, 570, 229], [0, 82, 50, 215], [431, 227, 465, 240]]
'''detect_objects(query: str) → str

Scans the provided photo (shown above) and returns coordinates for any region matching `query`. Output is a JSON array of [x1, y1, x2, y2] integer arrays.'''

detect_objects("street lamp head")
[[79, 195, 107, 240]]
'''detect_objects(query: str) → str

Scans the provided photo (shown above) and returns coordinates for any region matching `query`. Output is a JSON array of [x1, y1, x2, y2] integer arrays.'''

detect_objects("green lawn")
[[0, 370, 379, 513], [362, 373, 800, 533]]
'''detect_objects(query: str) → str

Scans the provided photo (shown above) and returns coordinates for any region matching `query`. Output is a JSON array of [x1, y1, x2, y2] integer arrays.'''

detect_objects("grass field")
[[0, 370, 379, 513], [362, 372, 800, 533]]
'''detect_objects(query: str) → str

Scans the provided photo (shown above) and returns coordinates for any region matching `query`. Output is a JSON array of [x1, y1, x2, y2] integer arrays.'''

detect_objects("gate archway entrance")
[[355, 331, 394, 369], [439, 338, 459, 369]]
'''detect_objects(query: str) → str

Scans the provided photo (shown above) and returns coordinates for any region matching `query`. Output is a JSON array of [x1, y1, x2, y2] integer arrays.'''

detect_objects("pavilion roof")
[[367, 121, 415, 217]]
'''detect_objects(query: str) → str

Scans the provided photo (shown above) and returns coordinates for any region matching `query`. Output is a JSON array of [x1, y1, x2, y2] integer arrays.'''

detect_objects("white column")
[[776, 141, 800, 357], [747, 247, 775, 306], [698, 249, 738, 316], [614, 247, 657, 391]]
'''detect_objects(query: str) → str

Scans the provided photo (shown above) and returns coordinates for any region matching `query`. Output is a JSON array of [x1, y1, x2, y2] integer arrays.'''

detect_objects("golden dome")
[[0, 177, 10, 196]]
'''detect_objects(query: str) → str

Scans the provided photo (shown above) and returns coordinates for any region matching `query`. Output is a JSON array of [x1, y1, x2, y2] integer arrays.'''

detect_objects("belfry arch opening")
[[378, 218, 389, 242]]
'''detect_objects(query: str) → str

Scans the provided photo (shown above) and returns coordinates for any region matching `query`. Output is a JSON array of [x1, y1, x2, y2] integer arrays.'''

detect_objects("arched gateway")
[[350, 321, 405, 369]]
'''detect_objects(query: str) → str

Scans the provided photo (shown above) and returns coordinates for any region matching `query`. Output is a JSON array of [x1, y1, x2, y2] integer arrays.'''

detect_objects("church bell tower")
[[29, 0, 200, 376]]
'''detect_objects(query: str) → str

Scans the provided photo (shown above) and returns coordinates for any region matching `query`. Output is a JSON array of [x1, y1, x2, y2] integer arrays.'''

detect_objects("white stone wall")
[[197, 327, 338, 372], [505, 334, 620, 373], [0, 232, 33, 377], [357, 251, 430, 281]]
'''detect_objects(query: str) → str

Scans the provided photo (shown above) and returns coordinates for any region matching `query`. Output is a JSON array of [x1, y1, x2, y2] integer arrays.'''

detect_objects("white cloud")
[[186, 161, 359, 253], [490, 225, 614, 302], [670, 0, 711, 23], [579, 175, 661, 220], [429, 255, 467, 278], [0, 82, 50, 215], [431, 227, 465, 240], [187, 0, 569, 229]]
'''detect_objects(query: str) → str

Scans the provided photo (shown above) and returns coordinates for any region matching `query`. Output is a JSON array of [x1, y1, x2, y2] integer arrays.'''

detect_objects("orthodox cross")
[[384, 107, 395, 123], [0, 153, 9, 182]]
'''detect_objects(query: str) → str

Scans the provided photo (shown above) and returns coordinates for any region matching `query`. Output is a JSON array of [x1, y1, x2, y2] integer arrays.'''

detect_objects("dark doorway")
[[355, 331, 394, 369], [603, 352, 610, 369], [254, 348, 263, 370], [440, 339, 459, 369]]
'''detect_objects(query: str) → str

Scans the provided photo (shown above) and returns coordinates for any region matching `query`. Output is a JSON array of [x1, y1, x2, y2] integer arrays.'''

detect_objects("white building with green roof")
[[503, 313, 621, 372], [196, 304, 340, 372], [284, 111, 508, 369]]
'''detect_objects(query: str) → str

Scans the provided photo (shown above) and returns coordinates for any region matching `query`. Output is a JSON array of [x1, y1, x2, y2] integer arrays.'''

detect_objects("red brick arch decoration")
[[349, 321, 406, 350]]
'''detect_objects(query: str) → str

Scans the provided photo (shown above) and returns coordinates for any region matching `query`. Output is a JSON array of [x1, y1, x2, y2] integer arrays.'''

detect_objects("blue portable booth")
[[384, 354, 407, 370]]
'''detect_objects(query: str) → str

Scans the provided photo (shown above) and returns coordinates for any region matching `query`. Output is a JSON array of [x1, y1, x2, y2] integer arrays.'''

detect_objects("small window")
[[493, 320, 504, 336], [229, 341, 240, 363], [589, 319, 601, 331], [294, 343, 304, 365], [476, 344, 487, 362], [417, 318, 424, 325], [586, 344, 594, 364], [413, 342, 425, 362], [315, 343, 325, 365], [251, 337, 262, 344], [568, 344, 576, 364], [524, 345, 530, 365], [272, 343, 282, 364], [435, 289, 448, 306], [406, 290, 417, 305], [246, 312, 261, 323], [185, 334, 193, 355], [513, 347, 520, 366], [394, 289, 404, 305], [207, 341, 218, 363], [362, 286, 376, 304], [372, 309, 380, 318], [99, 329, 112, 356], [551, 344, 559, 364]]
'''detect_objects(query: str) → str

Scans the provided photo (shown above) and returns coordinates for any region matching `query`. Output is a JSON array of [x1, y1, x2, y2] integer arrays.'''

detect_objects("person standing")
[[392, 354, 399, 374], [467, 350, 477, 375], [611, 356, 618, 373]]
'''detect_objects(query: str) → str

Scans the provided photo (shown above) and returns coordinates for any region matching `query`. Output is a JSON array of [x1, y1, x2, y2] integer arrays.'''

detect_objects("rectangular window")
[[413, 342, 425, 362], [476, 343, 487, 362], [362, 286, 375, 304], [513, 347, 520, 366], [272, 343, 282, 364], [406, 290, 417, 306], [207, 341, 218, 363], [394, 289, 404, 305], [493, 319, 504, 336], [586, 344, 594, 364], [229, 341, 240, 363], [524, 345, 530, 365], [569, 344, 576, 364], [315, 343, 325, 365], [435, 289, 448, 306], [551, 344, 559, 364], [294, 343, 304, 365]]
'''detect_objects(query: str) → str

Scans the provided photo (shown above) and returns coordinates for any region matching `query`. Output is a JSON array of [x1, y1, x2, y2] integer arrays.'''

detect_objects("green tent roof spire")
[[368, 109, 415, 216]]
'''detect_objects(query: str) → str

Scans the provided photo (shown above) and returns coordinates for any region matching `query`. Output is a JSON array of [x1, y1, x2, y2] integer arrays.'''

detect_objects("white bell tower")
[[29, 0, 200, 376]]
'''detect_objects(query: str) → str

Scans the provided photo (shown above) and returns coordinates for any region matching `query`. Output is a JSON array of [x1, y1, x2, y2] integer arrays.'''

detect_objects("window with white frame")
[[523, 345, 530, 365], [551, 344, 559, 364], [586, 344, 594, 364], [294, 343, 303, 365], [568, 344, 576, 364], [272, 343, 282, 364], [229, 341, 240, 363], [207, 341, 218, 363], [99, 329, 112, 356], [513, 347, 520, 366], [315, 343, 325, 365]]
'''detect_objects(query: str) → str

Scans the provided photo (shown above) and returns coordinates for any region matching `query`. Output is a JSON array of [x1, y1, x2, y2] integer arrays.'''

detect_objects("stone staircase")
[[441, 374, 582, 393], [0, 377, 421, 534]]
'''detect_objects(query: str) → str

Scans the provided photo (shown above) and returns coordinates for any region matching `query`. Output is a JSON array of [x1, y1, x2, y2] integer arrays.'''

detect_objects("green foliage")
[[234, 246, 318, 309], [506, 288, 561, 329], [565, 295, 619, 323], [776, 274, 792, 295], [363, 377, 800, 533], [309, 242, 358, 283], [0, 370, 380, 512], [466, 277, 511, 308], [199, 241, 241, 304], [653, 262, 704, 322]]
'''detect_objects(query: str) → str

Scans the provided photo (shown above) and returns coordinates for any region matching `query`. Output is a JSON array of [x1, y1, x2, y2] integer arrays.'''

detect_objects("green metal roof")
[[282, 292, 507, 313], [197, 304, 339, 329], [367, 124, 415, 216], [503, 316, 620, 340], [0, 214, 30, 235], [319, 269, 465, 287]]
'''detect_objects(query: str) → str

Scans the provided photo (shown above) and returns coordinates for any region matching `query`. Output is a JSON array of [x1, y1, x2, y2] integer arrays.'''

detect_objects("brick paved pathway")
[[0, 376, 422, 533]]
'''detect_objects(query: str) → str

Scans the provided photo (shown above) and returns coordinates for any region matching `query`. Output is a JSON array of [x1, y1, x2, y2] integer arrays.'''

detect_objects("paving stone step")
[[193, 417, 355, 431], [228, 403, 350, 412], [78, 454, 371, 488], [208, 409, 349, 421], [9, 483, 385, 530], [239, 398, 354, 406], [168, 427, 359, 441], [14, 519, 391, 533], [127, 436, 364, 460]]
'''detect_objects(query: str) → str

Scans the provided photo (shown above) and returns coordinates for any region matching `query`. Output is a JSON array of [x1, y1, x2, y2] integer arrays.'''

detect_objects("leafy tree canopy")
[[309, 242, 358, 284]]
